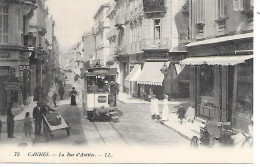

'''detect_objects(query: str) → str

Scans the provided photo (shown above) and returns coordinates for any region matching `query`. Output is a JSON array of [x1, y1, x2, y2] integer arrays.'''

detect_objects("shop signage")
[[5, 81, 22, 90], [0, 52, 10, 58], [187, 38, 253, 57], [0, 66, 16, 77], [19, 65, 30, 77]]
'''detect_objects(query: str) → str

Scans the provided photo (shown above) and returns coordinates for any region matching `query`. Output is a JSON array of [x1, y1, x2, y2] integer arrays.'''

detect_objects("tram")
[[82, 66, 118, 120]]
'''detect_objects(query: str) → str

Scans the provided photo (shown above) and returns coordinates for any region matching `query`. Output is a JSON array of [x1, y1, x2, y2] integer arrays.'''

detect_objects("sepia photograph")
[[0, 0, 256, 164]]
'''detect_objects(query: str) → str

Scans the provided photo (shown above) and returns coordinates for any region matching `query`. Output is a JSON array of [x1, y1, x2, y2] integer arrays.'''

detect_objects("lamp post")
[[160, 61, 168, 94]]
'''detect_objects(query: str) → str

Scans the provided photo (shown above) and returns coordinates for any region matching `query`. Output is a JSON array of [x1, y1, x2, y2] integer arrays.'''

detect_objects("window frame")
[[0, 6, 9, 44], [154, 19, 161, 40]]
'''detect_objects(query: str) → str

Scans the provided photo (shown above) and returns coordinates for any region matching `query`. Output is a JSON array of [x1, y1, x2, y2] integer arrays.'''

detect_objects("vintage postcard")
[[0, 0, 256, 164]]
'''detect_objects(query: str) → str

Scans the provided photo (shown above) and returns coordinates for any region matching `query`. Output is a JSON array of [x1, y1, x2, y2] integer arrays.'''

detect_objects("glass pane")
[[3, 7, 8, 14], [0, 15, 2, 29], [3, 15, 8, 33], [154, 26, 160, 39], [3, 35, 8, 43]]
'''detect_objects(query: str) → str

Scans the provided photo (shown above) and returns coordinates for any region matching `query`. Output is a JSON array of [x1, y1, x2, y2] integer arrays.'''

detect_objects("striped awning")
[[135, 61, 170, 86], [125, 64, 141, 82], [180, 55, 253, 66]]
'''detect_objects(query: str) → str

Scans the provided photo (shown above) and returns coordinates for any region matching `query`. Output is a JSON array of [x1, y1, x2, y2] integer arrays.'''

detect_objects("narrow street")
[[5, 71, 188, 147]]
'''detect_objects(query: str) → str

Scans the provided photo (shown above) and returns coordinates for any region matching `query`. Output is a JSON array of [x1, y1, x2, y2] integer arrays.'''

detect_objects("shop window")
[[154, 19, 161, 39], [199, 65, 214, 105], [0, 6, 9, 44], [235, 61, 253, 114]]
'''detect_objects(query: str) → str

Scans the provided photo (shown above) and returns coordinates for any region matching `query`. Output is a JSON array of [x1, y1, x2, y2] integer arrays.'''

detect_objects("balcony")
[[142, 38, 170, 51], [114, 46, 126, 55]]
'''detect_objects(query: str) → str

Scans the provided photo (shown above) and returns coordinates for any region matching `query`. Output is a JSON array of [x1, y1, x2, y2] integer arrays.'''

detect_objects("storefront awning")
[[180, 55, 253, 66], [124, 64, 141, 88], [135, 61, 170, 86], [125, 64, 141, 82], [186, 33, 253, 47]]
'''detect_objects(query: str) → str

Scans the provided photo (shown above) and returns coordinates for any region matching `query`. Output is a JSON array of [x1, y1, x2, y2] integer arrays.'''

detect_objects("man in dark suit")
[[33, 102, 42, 135], [7, 103, 15, 138]]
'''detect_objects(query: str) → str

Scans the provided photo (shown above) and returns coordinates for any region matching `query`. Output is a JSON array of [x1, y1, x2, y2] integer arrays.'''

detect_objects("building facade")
[[93, 3, 110, 66], [0, 0, 36, 115], [106, 0, 190, 100], [181, 0, 253, 132]]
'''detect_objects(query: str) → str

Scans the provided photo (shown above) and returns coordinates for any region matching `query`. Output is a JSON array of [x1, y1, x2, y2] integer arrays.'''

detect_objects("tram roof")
[[84, 67, 117, 76]]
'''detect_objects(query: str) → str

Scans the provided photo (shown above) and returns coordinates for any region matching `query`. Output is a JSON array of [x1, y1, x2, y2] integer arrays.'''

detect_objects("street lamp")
[[160, 61, 169, 94]]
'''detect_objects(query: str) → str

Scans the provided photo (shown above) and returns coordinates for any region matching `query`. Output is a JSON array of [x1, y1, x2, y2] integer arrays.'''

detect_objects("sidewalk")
[[0, 96, 37, 123], [160, 112, 204, 141], [117, 92, 203, 141]]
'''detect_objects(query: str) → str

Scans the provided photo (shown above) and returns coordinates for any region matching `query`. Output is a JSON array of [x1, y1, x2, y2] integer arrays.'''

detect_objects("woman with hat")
[[69, 87, 77, 105], [161, 94, 169, 121]]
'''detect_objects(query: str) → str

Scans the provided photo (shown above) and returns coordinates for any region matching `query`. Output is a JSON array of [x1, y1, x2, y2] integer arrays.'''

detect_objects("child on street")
[[24, 112, 32, 137]]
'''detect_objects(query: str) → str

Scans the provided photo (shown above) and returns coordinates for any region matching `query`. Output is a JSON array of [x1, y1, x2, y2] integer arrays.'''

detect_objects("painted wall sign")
[[0, 66, 16, 77], [0, 52, 10, 58], [5, 81, 22, 90]]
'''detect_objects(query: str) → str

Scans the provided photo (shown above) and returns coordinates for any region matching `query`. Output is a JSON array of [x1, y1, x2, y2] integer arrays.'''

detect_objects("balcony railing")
[[142, 38, 170, 50]]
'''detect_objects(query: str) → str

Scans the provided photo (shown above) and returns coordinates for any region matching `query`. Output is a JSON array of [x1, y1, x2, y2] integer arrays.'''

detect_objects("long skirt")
[[71, 95, 77, 105]]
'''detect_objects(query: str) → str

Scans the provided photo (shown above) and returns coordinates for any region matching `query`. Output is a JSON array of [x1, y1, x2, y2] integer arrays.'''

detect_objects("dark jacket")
[[41, 104, 55, 116], [58, 86, 65, 95], [110, 82, 119, 95], [7, 107, 14, 118], [177, 107, 186, 120], [33, 106, 42, 119]]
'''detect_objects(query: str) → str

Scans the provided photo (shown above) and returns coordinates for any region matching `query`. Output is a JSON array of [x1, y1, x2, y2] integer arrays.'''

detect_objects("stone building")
[[0, 0, 36, 115], [180, 0, 253, 132], [93, 3, 110, 66], [106, 0, 190, 100]]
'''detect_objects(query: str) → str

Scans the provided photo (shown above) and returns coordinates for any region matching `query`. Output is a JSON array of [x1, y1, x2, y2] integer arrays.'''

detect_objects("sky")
[[46, 0, 110, 52]]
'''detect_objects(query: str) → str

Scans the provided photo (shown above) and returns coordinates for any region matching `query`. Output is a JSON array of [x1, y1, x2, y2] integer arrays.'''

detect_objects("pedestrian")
[[110, 81, 119, 107], [177, 105, 186, 125], [6, 103, 15, 138], [24, 112, 32, 137], [69, 87, 77, 105], [0, 118, 2, 138], [150, 95, 159, 120], [161, 94, 169, 121], [147, 88, 153, 102], [52, 90, 57, 107], [33, 102, 43, 135], [58, 86, 65, 100], [103, 80, 109, 92], [41, 102, 55, 116], [186, 103, 195, 123]]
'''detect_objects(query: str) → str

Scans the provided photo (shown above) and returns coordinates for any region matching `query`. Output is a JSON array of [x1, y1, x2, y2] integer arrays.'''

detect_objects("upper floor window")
[[0, 6, 8, 44], [217, 0, 227, 18], [154, 19, 161, 39], [194, 0, 205, 24], [233, 0, 254, 11]]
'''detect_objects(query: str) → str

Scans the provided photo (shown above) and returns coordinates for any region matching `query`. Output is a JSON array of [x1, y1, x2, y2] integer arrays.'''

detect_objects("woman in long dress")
[[161, 94, 169, 121], [150, 95, 159, 120], [69, 87, 77, 105]]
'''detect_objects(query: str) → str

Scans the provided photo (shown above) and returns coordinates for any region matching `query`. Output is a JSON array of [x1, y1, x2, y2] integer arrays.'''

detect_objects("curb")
[[160, 120, 191, 141]]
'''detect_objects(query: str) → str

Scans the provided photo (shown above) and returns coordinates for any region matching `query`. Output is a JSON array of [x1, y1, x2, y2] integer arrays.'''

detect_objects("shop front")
[[182, 33, 253, 132]]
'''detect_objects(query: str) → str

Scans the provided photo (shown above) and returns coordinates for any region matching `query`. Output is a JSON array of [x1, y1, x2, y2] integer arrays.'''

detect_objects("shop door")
[[0, 80, 7, 115]]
